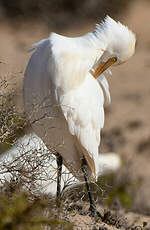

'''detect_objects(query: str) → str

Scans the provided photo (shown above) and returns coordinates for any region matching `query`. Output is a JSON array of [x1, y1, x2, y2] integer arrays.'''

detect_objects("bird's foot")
[[89, 204, 103, 221]]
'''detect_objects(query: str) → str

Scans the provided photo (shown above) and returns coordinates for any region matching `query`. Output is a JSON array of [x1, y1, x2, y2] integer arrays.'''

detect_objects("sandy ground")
[[1, 0, 150, 229]]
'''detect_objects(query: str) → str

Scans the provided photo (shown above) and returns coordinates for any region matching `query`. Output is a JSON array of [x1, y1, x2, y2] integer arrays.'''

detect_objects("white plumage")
[[23, 16, 136, 185]]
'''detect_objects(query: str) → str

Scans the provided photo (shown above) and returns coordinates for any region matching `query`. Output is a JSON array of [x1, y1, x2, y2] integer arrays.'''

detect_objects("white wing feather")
[[23, 38, 54, 121]]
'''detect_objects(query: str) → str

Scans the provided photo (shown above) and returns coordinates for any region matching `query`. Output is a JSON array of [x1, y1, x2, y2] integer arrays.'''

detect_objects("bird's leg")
[[56, 152, 63, 200], [81, 157, 96, 212], [81, 157, 103, 220]]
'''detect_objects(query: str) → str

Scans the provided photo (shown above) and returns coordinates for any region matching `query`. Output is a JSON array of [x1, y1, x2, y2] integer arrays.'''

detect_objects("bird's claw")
[[89, 205, 104, 221]]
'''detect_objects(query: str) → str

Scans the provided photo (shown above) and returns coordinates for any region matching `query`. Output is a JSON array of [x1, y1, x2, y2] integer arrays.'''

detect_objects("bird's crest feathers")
[[95, 16, 135, 42], [94, 16, 136, 63]]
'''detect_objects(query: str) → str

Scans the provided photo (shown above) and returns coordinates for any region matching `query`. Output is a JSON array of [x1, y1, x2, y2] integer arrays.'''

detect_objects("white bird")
[[23, 16, 136, 217]]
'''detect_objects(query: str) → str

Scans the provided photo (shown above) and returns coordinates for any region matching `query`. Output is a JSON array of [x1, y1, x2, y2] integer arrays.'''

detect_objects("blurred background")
[[0, 0, 133, 30], [0, 0, 150, 228]]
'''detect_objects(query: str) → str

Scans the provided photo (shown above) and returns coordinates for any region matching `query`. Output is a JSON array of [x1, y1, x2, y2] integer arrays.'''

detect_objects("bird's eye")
[[112, 57, 117, 62]]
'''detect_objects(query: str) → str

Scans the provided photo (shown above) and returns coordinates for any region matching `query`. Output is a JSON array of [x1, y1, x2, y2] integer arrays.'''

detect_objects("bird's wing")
[[24, 37, 73, 155], [61, 73, 104, 180], [23, 33, 104, 117], [23, 38, 57, 123]]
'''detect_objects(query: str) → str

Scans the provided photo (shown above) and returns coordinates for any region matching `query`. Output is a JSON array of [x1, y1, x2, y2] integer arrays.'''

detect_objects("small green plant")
[[0, 191, 73, 230]]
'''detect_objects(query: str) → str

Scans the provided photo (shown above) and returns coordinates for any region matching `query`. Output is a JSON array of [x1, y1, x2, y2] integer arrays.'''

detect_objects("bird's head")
[[92, 16, 136, 78]]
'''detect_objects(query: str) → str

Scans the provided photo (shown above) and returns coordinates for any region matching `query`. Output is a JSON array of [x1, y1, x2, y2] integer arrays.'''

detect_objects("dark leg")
[[56, 152, 63, 199], [81, 157, 103, 220]]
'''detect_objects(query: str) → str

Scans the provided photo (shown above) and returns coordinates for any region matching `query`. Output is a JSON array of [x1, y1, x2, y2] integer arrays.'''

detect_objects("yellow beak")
[[92, 57, 117, 79]]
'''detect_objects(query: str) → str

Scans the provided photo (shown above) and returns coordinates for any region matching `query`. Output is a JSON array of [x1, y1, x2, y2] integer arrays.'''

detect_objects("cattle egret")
[[23, 16, 136, 218]]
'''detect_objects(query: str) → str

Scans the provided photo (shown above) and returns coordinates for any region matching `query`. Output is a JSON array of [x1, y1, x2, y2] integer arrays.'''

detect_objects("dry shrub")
[[0, 80, 73, 229], [0, 88, 27, 153]]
